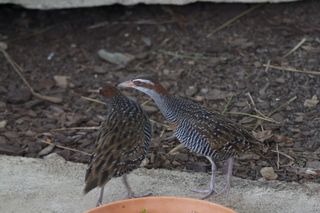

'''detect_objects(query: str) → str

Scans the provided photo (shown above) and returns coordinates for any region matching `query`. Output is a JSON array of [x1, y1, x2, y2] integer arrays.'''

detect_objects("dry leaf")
[[304, 95, 319, 107], [272, 135, 294, 143], [252, 130, 273, 142]]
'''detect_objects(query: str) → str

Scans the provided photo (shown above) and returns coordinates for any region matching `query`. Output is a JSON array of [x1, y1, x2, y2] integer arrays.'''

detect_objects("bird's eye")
[[135, 81, 142, 85]]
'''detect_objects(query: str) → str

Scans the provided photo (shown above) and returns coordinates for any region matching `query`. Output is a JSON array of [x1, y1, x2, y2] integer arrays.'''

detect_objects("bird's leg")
[[191, 156, 218, 199], [215, 157, 234, 196], [122, 174, 152, 199], [96, 186, 104, 207]]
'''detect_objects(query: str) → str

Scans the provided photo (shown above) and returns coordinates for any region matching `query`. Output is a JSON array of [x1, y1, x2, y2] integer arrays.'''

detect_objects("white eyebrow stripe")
[[133, 79, 154, 85]]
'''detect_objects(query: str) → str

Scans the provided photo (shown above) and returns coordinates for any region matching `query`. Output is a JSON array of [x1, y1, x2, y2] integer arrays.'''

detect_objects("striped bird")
[[118, 76, 265, 199], [84, 85, 152, 206]]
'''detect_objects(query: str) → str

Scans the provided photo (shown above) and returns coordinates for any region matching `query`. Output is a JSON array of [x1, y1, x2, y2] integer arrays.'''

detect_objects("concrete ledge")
[[0, 0, 301, 10], [0, 154, 319, 213]]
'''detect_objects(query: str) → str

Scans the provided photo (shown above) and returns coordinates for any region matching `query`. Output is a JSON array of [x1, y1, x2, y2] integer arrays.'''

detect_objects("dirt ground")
[[0, 0, 319, 187]]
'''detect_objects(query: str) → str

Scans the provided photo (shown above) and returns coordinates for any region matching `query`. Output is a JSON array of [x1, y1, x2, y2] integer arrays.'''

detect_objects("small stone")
[[295, 116, 304, 122], [7, 88, 32, 104], [185, 86, 197, 97], [271, 113, 284, 122], [260, 167, 278, 180], [38, 79, 55, 90], [4, 131, 19, 139], [0, 101, 6, 108], [0, 120, 7, 128], [98, 49, 134, 66], [141, 37, 151, 46], [172, 160, 181, 166], [205, 89, 226, 101], [140, 158, 149, 167], [306, 160, 320, 169], [93, 65, 107, 74], [175, 153, 188, 161], [253, 61, 261, 68], [275, 77, 285, 83], [38, 144, 55, 156], [54, 75, 69, 88]]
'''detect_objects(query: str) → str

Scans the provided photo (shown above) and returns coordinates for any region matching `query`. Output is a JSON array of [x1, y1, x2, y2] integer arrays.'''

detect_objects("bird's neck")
[[148, 92, 186, 124]]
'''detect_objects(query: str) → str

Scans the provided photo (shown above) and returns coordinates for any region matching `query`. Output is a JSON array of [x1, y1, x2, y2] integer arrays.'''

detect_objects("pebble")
[[260, 167, 278, 180], [38, 144, 55, 156], [4, 131, 19, 139], [0, 120, 7, 128], [204, 89, 226, 101], [6, 88, 32, 104], [306, 160, 320, 169], [0, 101, 6, 108], [98, 49, 134, 66]]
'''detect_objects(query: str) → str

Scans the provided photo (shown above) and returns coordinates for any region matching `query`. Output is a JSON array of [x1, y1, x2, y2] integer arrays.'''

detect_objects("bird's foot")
[[125, 192, 152, 199], [190, 188, 218, 200], [214, 183, 230, 197], [96, 201, 103, 207]]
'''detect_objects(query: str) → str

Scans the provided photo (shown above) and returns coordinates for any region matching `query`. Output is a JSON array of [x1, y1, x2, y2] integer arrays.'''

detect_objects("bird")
[[118, 76, 265, 199], [84, 85, 152, 206]]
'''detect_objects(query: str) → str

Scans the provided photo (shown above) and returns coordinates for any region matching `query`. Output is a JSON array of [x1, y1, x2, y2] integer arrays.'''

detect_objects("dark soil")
[[1, 1, 319, 185]]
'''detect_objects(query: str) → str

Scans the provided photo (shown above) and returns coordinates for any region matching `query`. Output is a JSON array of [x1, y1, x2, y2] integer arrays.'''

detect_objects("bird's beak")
[[118, 81, 134, 88]]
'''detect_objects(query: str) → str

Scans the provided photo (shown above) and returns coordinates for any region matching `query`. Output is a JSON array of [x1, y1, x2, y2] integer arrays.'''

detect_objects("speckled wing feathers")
[[187, 111, 261, 155], [84, 96, 151, 194]]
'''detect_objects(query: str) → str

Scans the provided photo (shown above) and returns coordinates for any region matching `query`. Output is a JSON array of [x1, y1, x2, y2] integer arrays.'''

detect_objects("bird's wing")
[[187, 111, 261, 155]]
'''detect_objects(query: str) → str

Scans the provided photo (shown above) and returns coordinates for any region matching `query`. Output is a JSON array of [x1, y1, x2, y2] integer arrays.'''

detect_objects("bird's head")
[[118, 75, 170, 97], [99, 85, 122, 100]]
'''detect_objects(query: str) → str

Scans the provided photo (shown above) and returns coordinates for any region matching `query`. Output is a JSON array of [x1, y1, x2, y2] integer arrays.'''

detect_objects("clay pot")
[[85, 196, 236, 213]]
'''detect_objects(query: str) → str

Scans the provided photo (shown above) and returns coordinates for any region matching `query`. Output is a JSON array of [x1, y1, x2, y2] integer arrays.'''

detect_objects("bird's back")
[[84, 97, 151, 194], [164, 96, 263, 160]]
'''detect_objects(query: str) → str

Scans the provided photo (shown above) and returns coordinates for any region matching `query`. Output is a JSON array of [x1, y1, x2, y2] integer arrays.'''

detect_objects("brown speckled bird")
[[84, 86, 152, 206], [118, 76, 265, 199]]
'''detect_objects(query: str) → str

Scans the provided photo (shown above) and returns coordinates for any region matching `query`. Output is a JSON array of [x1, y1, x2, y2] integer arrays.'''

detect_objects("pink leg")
[[96, 186, 104, 206], [122, 174, 152, 199], [191, 157, 218, 199], [215, 157, 234, 196]]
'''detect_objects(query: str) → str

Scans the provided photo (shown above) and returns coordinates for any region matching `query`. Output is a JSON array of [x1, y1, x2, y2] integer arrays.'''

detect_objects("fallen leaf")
[[271, 135, 294, 143], [304, 95, 319, 108], [252, 130, 273, 142]]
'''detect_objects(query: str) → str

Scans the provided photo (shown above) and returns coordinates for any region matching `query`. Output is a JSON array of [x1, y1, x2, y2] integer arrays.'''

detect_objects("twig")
[[252, 96, 297, 131], [270, 150, 295, 161], [225, 111, 274, 122], [149, 118, 170, 128], [39, 140, 90, 155], [168, 144, 185, 155], [221, 95, 233, 115], [141, 98, 153, 106], [276, 143, 280, 169], [159, 49, 226, 61], [267, 96, 297, 117], [81, 96, 105, 104], [51, 126, 99, 131], [265, 60, 271, 72], [283, 38, 307, 58], [262, 64, 320, 75], [207, 4, 266, 38], [1, 47, 63, 103]]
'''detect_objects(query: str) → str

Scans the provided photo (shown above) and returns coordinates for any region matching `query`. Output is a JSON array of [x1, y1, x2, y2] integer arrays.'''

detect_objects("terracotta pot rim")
[[86, 196, 237, 213]]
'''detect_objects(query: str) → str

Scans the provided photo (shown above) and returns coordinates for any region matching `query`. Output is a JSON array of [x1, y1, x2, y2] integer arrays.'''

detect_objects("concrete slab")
[[0, 153, 319, 213], [0, 0, 301, 10]]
